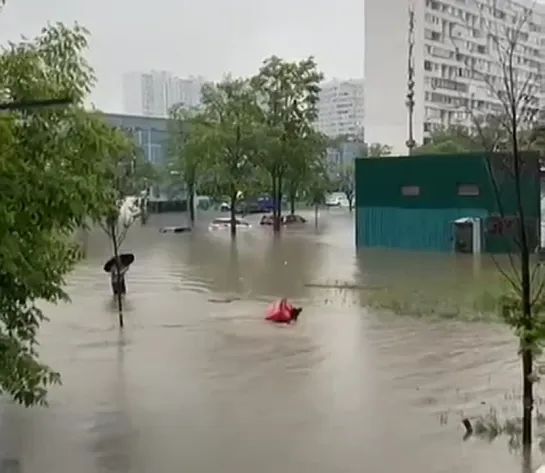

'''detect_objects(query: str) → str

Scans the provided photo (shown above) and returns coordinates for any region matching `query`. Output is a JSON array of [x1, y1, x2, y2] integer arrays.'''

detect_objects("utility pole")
[[406, 3, 416, 155]]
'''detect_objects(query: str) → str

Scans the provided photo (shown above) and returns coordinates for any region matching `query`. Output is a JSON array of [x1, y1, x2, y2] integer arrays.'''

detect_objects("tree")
[[329, 134, 364, 148], [251, 56, 323, 232], [335, 162, 355, 211], [305, 158, 331, 226], [167, 105, 207, 225], [449, 3, 545, 468], [413, 126, 478, 154], [366, 142, 392, 157], [0, 23, 134, 405], [414, 119, 545, 159], [285, 130, 328, 215], [199, 77, 261, 236], [99, 142, 147, 327]]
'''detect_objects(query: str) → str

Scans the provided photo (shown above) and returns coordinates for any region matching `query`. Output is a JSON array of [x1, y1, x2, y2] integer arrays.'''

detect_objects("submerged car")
[[247, 196, 275, 213], [325, 192, 349, 207], [260, 214, 274, 225], [221, 195, 276, 214], [283, 214, 306, 224], [209, 217, 251, 231], [260, 214, 307, 225]]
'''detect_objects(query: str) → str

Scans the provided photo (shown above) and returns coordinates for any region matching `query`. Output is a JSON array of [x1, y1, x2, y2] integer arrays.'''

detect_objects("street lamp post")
[[406, 3, 416, 155]]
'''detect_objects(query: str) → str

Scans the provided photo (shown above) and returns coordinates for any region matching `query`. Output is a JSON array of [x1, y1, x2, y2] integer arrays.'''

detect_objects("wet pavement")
[[0, 209, 538, 473]]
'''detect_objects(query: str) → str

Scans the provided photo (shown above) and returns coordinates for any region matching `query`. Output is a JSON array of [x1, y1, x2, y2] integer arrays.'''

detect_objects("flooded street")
[[0, 210, 537, 473]]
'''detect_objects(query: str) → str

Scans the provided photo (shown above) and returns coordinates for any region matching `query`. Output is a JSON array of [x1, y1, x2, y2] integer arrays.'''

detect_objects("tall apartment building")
[[316, 79, 365, 139], [122, 71, 205, 117], [364, 0, 545, 155]]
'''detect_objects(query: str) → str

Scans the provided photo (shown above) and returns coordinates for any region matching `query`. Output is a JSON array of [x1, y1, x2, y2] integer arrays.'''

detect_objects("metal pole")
[[406, 3, 416, 155]]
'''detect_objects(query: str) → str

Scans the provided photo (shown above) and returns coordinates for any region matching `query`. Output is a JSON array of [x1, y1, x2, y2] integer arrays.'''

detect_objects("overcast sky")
[[0, 0, 364, 112]]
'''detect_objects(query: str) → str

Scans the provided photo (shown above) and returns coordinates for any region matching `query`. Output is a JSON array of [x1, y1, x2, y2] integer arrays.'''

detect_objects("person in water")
[[110, 264, 129, 295], [265, 299, 303, 323], [290, 306, 303, 322]]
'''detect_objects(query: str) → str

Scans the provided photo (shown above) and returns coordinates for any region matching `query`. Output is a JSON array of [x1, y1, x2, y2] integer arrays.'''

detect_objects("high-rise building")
[[122, 71, 205, 117], [316, 79, 365, 139], [364, 0, 545, 154]]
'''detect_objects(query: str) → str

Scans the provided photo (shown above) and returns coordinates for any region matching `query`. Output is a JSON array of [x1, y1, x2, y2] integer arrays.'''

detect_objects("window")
[[401, 185, 420, 196], [458, 184, 479, 196]]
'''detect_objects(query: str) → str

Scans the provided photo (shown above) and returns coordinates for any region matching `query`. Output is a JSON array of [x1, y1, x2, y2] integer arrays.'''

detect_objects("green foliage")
[[113, 143, 151, 199], [366, 143, 392, 157], [0, 23, 134, 405], [333, 162, 355, 208], [413, 119, 545, 156], [251, 56, 324, 225], [199, 77, 262, 200], [366, 281, 504, 321], [168, 107, 208, 186], [498, 283, 545, 358], [304, 154, 331, 206], [252, 55, 323, 135], [167, 107, 205, 182], [414, 126, 477, 155], [167, 106, 209, 222], [329, 135, 364, 150], [166, 56, 328, 227], [285, 130, 328, 211]]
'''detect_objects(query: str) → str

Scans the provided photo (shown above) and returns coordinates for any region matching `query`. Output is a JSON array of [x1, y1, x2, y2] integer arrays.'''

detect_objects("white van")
[[325, 192, 349, 207]]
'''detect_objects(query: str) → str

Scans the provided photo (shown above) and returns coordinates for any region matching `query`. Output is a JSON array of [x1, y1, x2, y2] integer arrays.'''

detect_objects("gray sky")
[[0, 0, 364, 112]]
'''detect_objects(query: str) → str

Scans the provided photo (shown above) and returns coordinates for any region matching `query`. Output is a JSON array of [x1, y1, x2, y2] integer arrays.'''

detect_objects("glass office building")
[[102, 113, 168, 165], [101, 113, 186, 209]]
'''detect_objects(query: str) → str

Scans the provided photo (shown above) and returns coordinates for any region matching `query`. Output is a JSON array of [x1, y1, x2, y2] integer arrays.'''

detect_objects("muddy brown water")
[[0, 210, 539, 473]]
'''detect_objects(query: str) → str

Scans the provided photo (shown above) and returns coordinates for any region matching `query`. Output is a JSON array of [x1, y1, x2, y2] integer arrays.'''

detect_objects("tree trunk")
[[188, 185, 195, 225], [348, 198, 353, 212], [111, 223, 124, 328], [230, 190, 237, 238], [274, 175, 283, 233], [140, 198, 148, 225], [511, 129, 533, 463], [518, 217, 533, 459], [314, 204, 318, 226], [271, 173, 280, 233], [290, 192, 296, 215]]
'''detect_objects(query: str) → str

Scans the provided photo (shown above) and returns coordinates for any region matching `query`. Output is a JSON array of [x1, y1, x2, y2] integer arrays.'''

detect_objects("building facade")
[[317, 79, 364, 139], [102, 113, 187, 208], [355, 153, 540, 252], [326, 141, 364, 172], [122, 71, 205, 117], [364, 0, 545, 155], [102, 113, 169, 165]]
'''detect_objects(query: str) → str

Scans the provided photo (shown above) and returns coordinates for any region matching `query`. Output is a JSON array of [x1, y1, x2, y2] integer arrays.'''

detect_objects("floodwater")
[[0, 210, 540, 473]]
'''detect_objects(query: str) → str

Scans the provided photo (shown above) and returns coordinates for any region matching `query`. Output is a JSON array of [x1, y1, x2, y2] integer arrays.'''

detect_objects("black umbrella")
[[103, 253, 135, 273]]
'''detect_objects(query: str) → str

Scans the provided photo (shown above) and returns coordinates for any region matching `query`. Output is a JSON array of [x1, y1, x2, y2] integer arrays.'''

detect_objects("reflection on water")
[[0, 210, 537, 472]]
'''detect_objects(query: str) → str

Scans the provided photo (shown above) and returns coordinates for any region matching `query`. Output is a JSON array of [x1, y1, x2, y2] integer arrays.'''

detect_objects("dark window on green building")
[[401, 185, 420, 196], [457, 184, 479, 196]]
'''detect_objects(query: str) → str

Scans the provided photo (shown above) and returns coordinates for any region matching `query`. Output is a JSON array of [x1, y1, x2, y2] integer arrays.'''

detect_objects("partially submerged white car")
[[325, 192, 350, 207], [208, 217, 251, 231]]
